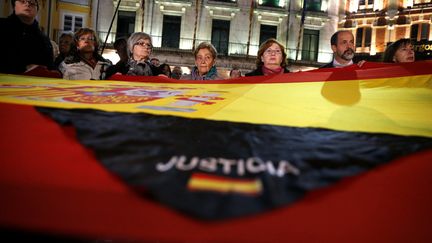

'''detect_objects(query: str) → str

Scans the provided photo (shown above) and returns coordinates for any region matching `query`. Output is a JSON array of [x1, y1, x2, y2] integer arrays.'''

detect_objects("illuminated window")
[[302, 29, 319, 61], [305, 0, 321, 12], [356, 27, 372, 48], [258, 0, 286, 8], [116, 11, 135, 39], [259, 24, 277, 46], [211, 19, 230, 56], [411, 23, 430, 41], [63, 14, 83, 32], [358, 0, 374, 10], [162, 15, 181, 48]]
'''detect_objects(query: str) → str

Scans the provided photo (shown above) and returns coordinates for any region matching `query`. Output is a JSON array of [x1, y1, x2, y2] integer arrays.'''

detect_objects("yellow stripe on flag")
[[187, 173, 262, 196], [0, 73, 431, 137]]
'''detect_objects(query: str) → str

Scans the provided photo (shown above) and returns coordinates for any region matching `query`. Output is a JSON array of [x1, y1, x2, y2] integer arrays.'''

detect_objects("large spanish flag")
[[0, 61, 431, 240]]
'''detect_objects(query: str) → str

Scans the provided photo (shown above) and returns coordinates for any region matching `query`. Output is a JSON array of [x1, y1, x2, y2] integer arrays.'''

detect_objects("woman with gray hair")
[[125, 32, 162, 76], [106, 32, 162, 78], [181, 42, 223, 80]]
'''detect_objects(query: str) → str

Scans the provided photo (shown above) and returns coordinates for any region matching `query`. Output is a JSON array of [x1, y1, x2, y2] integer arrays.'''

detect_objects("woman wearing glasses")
[[60, 28, 111, 80], [122, 32, 162, 76], [245, 38, 290, 76], [181, 42, 223, 80]]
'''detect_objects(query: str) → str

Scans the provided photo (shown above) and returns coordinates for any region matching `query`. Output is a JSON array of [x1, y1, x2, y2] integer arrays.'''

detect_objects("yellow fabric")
[[0, 73, 431, 137], [187, 175, 263, 195]]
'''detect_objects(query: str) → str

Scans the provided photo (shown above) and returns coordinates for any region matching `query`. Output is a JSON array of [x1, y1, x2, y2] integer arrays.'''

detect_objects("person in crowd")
[[171, 66, 182, 80], [320, 30, 365, 68], [159, 63, 172, 78], [245, 38, 290, 76], [105, 37, 129, 78], [54, 32, 74, 69], [181, 42, 223, 80], [59, 28, 112, 80], [229, 67, 242, 78], [0, 0, 55, 74], [122, 32, 162, 76], [150, 58, 160, 67], [51, 40, 59, 60], [382, 38, 415, 63]]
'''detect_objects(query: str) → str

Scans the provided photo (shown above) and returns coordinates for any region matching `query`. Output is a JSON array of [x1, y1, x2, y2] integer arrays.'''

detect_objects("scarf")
[[262, 66, 284, 76], [191, 66, 219, 80]]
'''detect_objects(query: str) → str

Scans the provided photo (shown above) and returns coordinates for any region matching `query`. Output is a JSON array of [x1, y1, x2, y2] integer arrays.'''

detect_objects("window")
[[259, 24, 277, 46], [211, 19, 230, 56], [359, 0, 374, 5], [210, 0, 237, 3], [410, 23, 430, 41], [305, 0, 321, 12], [258, 0, 286, 8], [356, 27, 371, 48], [302, 29, 319, 61], [358, 0, 374, 10], [162, 15, 181, 48], [116, 11, 136, 39], [63, 14, 83, 32]]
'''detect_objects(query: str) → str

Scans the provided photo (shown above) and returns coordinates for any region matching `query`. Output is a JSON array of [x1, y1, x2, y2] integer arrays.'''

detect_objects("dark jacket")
[[0, 14, 54, 74], [319, 62, 335, 69], [122, 59, 162, 77], [245, 66, 290, 76]]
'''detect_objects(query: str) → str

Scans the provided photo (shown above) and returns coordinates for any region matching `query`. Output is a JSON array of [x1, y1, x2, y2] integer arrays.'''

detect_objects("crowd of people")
[[0, 0, 419, 81]]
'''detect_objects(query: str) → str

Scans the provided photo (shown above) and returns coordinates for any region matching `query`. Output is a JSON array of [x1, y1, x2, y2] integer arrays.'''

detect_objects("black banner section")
[[38, 108, 432, 220]]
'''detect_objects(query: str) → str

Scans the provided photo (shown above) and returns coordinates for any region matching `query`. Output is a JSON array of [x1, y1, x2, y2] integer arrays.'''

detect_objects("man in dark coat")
[[0, 0, 54, 74], [320, 30, 357, 69]]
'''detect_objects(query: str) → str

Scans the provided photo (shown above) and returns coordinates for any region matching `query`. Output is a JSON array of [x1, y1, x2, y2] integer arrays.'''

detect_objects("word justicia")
[[156, 156, 300, 177]]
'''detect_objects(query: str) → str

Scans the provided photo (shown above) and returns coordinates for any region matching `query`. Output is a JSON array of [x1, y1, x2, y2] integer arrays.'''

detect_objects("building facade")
[[340, 0, 432, 61], [1, 0, 430, 74], [94, 0, 340, 73]]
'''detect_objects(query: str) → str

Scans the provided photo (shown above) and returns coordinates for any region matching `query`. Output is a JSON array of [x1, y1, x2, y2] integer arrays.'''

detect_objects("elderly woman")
[[181, 42, 222, 80], [60, 28, 111, 80], [106, 32, 162, 78], [245, 38, 290, 76], [123, 32, 162, 76], [382, 38, 415, 63]]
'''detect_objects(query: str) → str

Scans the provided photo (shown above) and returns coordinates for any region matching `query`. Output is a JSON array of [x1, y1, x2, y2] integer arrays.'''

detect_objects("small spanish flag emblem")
[[187, 173, 263, 196]]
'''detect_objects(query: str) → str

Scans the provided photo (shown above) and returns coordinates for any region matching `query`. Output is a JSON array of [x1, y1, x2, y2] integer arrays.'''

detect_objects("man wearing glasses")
[[0, 0, 55, 74]]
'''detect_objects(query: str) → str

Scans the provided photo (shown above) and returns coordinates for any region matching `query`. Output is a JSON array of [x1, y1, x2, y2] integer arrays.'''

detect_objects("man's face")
[[332, 31, 355, 63], [14, 0, 38, 21]]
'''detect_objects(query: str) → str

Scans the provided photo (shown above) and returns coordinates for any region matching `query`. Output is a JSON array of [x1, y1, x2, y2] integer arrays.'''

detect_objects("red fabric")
[[0, 102, 431, 242], [108, 60, 432, 84]]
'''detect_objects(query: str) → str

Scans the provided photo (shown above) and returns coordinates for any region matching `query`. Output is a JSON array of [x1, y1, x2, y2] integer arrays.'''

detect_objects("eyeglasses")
[[135, 42, 152, 49], [196, 56, 213, 63], [16, 0, 38, 7], [78, 37, 95, 42], [264, 49, 282, 55]]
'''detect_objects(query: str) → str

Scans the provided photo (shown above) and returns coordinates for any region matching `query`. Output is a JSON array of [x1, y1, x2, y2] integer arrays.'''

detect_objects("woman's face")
[[77, 33, 95, 53], [393, 44, 415, 63], [195, 48, 215, 76], [132, 38, 152, 61], [261, 43, 283, 69]]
